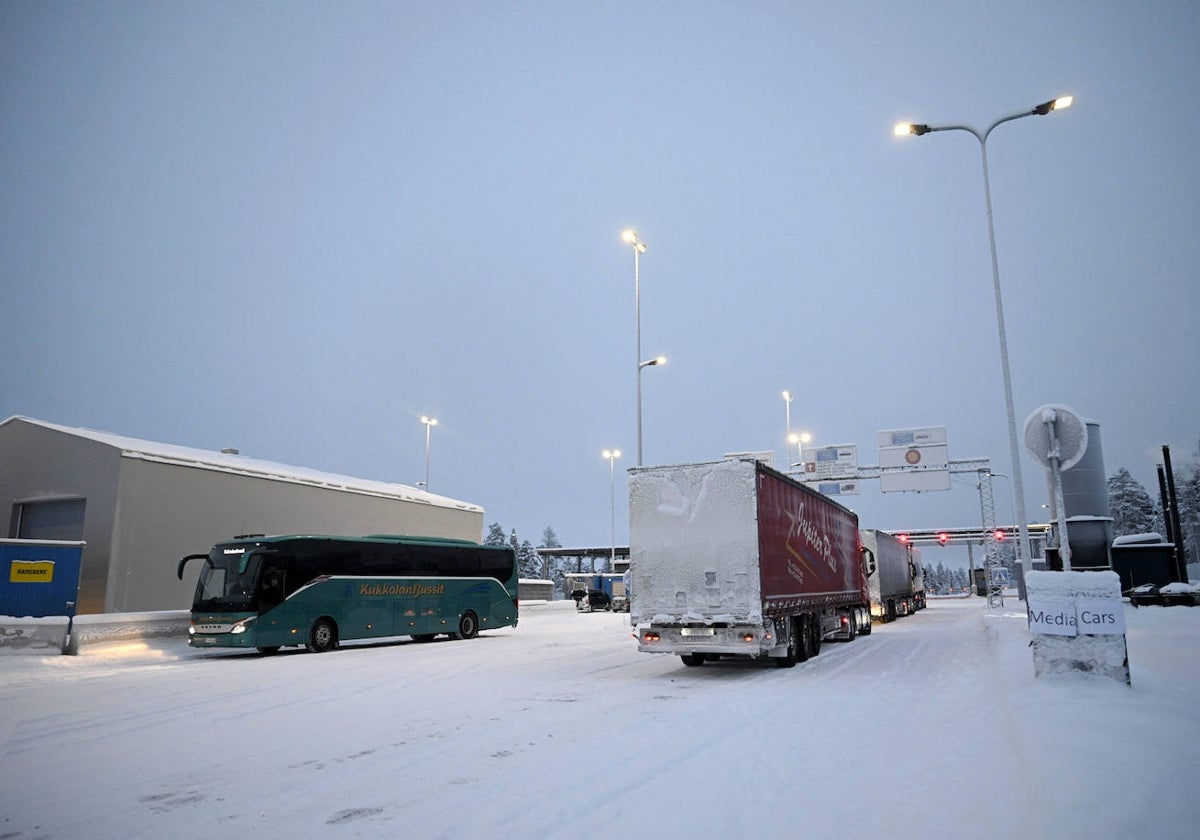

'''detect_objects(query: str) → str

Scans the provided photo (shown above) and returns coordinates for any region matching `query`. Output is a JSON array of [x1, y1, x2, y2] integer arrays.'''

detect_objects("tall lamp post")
[[623, 229, 663, 466], [894, 94, 1073, 576], [602, 449, 621, 572], [420, 416, 438, 491]]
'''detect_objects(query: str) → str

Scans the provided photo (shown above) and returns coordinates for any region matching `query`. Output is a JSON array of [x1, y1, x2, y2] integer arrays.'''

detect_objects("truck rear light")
[[643, 631, 660, 643], [741, 633, 755, 643]]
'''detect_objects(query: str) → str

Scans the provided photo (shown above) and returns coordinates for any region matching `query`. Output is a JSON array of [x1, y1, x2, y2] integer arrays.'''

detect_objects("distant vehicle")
[[564, 573, 627, 612], [630, 458, 872, 668], [177, 534, 518, 653], [574, 588, 612, 612], [861, 529, 926, 622]]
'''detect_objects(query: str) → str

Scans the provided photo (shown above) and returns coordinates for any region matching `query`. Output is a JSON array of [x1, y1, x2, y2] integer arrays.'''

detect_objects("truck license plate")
[[680, 628, 714, 636]]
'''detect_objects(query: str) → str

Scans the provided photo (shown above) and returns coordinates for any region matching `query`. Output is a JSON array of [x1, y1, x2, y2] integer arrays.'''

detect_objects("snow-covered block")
[[0, 615, 69, 654], [1026, 571, 1130, 686]]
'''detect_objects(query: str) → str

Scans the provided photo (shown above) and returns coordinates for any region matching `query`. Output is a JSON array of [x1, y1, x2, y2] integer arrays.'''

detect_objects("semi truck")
[[860, 529, 926, 622], [629, 458, 873, 668]]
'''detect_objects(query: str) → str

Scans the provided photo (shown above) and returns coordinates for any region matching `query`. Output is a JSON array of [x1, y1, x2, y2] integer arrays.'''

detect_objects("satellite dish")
[[1023, 403, 1088, 471]]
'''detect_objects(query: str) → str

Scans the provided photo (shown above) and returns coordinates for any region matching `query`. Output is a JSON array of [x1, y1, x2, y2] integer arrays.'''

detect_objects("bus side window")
[[260, 568, 286, 608]]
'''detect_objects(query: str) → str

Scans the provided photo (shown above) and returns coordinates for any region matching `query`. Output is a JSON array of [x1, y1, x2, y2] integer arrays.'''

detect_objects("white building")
[[0, 416, 484, 614]]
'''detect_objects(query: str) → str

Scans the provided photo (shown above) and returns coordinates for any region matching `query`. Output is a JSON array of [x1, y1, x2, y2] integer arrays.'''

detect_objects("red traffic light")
[[994, 529, 1006, 541], [937, 532, 950, 546], [897, 534, 909, 544]]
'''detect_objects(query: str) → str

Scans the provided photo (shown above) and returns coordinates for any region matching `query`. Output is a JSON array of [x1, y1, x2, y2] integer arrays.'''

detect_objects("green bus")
[[176, 534, 519, 653]]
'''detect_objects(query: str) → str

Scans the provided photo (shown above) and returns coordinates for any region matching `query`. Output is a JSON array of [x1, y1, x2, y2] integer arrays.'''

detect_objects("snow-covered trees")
[[482, 522, 569, 585], [1107, 467, 1162, 537]]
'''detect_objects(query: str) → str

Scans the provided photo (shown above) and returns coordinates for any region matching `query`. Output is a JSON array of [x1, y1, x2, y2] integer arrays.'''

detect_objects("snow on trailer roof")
[[4, 416, 481, 513]]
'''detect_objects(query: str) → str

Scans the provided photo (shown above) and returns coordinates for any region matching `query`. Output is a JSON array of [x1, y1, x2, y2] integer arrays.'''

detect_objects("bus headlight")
[[230, 617, 256, 635]]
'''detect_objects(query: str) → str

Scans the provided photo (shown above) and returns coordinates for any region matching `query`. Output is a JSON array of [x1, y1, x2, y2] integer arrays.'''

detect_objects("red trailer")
[[630, 458, 872, 667]]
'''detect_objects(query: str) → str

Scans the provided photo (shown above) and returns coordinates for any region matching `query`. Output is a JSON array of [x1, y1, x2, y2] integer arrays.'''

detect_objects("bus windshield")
[[194, 545, 264, 611]]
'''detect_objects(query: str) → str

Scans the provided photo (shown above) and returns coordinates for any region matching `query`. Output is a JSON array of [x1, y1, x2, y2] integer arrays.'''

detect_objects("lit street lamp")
[[894, 94, 1073, 576], [420, 416, 438, 491], [602, 449, 622, 572], [623, 229, 663, 466]]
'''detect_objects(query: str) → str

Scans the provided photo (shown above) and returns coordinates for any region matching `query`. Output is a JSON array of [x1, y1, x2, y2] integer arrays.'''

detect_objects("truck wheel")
[[810, 614, 822, 657], [860, 609, 873, 636], [307, 618, 338, 653], [776, 629, 798, 668], [844, 612, 857, 642], [453, 611, 479, 640], [681, 653, 706, 666], [796, 616, 812, 662]]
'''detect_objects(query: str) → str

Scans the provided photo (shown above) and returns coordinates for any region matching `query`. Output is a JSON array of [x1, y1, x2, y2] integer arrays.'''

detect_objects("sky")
[[2, 2, 1198, 559], [2, 597, 1198, 838]]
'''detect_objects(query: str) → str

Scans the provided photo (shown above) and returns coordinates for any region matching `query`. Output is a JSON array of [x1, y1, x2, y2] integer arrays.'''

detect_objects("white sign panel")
[[880, 469, 950, 493], [1075, 597, 1127, 634], [1027, 596, 1079, 636], [801, 445, 857, 480], [878, 444, 949, 469], [811, 480, 860, 496], [1027, 595, 1127, 637], [877, 426, 948, 447]]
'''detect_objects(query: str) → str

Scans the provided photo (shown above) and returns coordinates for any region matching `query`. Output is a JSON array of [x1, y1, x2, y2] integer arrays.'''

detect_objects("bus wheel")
[[308, 618, 338, 653], [454, 611, 479, 640], [256, 646, 281, 655]]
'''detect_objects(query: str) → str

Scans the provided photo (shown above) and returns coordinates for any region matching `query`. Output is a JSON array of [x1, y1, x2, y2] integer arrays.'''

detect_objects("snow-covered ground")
[[2, 597, 1197, 839]]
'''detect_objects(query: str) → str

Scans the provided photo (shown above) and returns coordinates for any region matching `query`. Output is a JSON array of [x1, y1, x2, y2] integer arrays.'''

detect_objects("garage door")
[[13, 498, 86, 541]]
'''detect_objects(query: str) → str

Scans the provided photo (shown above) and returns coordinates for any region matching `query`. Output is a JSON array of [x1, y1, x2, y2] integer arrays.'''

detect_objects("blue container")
[[0, 540, 85, 618]]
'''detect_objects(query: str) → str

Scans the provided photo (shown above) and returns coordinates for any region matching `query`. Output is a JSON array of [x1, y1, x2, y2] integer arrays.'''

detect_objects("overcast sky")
[[3, 2, 1197, 561]]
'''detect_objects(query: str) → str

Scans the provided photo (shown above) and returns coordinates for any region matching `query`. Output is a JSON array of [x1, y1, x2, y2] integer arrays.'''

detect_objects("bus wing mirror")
[[178, 554, 208, 580]]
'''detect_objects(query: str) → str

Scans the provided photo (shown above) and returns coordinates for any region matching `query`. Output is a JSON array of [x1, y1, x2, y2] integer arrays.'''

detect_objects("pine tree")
[[483, 522, 506, 546], [1107, 468, 1162, 537], [1176, 440, 1200, 565], [517, 539, 541, 579]]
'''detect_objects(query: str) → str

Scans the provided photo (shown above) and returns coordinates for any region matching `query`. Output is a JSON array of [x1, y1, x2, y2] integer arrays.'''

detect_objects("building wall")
[[2, 418, 486, 614], [0, 422, 121, 614], [110, 457, 484, 612]]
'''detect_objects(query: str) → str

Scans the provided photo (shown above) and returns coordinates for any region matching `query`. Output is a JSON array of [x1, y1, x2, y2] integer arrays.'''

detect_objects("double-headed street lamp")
[[894, 95, 1073, 575], [789, 431, 812, 469], [420, 416, 438, 491], [602, 449, 621, 572], [623, 229, 664, 466]]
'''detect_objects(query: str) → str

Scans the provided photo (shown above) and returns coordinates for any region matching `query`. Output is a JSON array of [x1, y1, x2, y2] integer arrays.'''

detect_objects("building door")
[[12, 498, 86, 541]]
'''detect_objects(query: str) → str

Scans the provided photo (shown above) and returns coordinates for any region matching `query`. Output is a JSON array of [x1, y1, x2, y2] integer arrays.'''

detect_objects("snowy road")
[[3, 598, 1198, 839]]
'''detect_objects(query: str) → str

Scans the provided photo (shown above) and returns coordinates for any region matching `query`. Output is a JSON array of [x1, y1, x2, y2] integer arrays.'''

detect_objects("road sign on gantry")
[[800, 444, 857, 481], [877, 425, 950, 492]]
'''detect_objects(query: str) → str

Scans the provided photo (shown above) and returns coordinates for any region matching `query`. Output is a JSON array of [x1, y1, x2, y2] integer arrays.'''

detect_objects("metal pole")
[[977, 135, 1034, 583], [635, 244, 643, 466], [424, 423, 432, 490], [609, 455, 617, 569]]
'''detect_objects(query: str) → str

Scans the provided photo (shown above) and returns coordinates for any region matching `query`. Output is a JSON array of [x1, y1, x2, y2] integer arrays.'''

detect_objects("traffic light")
[[937, 532, 950, 546], [994, 529, 1006, 542], [897, 534, 909, 544]]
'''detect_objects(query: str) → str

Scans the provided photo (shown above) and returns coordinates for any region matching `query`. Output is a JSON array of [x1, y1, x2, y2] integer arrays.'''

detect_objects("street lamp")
[[602, 449, 622, 572], [420, 416, 438, 491], [623, 229, 661, 466], [894, 94, 1073, 577]]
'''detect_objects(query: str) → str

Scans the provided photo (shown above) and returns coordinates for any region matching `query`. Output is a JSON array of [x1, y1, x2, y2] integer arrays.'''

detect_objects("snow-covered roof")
[[2, 416, 481, 513]]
